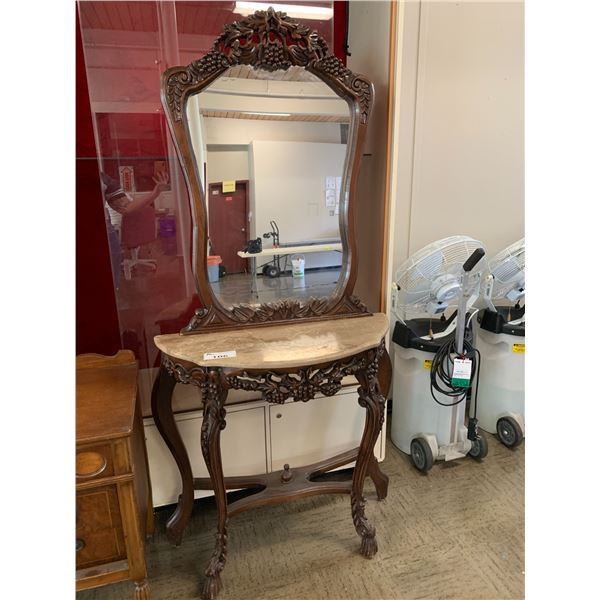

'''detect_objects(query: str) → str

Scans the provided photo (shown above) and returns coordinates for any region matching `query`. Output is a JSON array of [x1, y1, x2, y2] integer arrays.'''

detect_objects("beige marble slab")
[[154, 313, 388, 370]]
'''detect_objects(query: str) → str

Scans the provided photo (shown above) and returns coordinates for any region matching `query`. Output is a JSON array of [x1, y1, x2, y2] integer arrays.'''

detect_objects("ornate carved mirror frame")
[[161, 7, 374, 335]]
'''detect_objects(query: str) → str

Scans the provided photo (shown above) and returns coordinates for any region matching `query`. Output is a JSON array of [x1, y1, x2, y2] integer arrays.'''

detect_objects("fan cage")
[[394, 235, 488, 319], [488, 238, 525, 299]]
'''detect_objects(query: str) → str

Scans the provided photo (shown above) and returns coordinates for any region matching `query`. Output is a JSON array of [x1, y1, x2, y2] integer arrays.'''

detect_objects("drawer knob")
[[276, 413, 282, 419], [76, 451, 107, 479], [76, 538, 86, 552]]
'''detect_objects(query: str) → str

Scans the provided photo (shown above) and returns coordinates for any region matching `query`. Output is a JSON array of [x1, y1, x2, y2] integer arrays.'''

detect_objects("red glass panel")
[[76, 1, 336, 370]]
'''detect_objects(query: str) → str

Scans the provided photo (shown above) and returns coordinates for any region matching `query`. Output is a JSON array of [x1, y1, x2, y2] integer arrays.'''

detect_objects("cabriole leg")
[[200, 370, 229, 600], [352, 343, 387, 558], [151, 362, 193, 545]]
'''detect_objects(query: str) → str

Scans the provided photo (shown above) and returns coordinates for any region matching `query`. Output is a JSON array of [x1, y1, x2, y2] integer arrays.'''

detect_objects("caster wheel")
[[261, 264, 270, 276], [496, 416, 524, 448], [410, 438, 434, 473], [265, 265, 280, 278], [468, 434, 488, 460]]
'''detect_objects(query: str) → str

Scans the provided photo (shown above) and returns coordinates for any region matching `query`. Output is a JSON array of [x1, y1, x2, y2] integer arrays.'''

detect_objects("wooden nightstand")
[[76, 350, 154, 599]]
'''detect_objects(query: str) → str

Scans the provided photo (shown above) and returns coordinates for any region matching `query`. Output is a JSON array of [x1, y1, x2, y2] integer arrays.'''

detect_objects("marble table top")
[[155, 313, 389, 370]]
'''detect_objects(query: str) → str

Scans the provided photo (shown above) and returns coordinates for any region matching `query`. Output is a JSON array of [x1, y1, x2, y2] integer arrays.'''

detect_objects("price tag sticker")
[[451, 358, 472, 388], [203, 351, 237, 360]]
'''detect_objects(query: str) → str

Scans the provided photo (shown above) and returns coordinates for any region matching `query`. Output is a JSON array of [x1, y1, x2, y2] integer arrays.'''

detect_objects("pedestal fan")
[[390, 236, 489, 472], [475, 237, 525, 448]]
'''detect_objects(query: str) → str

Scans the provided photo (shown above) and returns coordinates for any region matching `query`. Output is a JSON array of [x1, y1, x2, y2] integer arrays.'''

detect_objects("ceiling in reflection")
[[197, 66, 350, 123]]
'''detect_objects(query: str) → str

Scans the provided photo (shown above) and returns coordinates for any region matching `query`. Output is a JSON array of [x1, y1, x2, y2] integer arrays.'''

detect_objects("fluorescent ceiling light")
[[243, 111, 292, 117], [235, 2, 333, 20]]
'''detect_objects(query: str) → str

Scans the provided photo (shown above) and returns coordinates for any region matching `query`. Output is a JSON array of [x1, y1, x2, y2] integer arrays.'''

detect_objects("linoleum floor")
[[78, 433, 524, 600]]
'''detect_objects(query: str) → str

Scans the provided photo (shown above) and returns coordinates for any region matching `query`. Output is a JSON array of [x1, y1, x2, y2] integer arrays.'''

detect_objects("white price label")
[[451, 358, 472, 387], [203, 350, 237, 360]]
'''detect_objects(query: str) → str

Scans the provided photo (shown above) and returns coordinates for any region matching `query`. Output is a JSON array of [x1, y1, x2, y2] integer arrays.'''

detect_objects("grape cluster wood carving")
[[313, 55, 372, 124], [227, 341, 384, 403], [165, 8, 372, 124], [162, 340, 384, 406], [216, 7, 328, 70], [181, 295, 368, 334], [164, 49, 230, 123], [164, 7, 358, 122]]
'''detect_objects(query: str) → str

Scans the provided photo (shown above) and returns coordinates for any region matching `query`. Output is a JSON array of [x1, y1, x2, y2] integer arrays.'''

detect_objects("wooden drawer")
[[76, 485, 126, 569], [76, 443, 114, 483]]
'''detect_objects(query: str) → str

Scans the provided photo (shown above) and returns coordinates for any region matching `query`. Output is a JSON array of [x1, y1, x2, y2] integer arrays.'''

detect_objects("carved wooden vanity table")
[[151, 8, 391, 599]]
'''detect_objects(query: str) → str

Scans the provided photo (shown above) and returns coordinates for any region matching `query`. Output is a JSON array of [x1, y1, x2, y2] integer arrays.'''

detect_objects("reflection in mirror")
[[186, 65, 350, 309]]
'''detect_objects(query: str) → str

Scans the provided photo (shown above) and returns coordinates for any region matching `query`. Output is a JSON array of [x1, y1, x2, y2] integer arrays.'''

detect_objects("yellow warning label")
[[423, 359, 432, 369], [512, 343, 525, 353]]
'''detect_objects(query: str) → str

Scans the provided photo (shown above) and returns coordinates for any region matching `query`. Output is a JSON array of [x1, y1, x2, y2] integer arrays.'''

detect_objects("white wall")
[[386, 1, 524, 304], [206, 149, 249, 186], [249, 140, 346, 269], [203, 117, 342, 145], [203, 117, 346, 270], [203, 117, 343, 191]]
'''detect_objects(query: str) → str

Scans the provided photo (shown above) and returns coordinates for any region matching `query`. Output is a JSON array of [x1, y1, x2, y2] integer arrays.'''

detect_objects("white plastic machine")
[[474, 238, 525, 448], [390, 236, 489, 472]]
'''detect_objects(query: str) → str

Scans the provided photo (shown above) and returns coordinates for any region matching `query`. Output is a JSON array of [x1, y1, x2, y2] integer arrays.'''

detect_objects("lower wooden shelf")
[[143, 384, 387, 507]]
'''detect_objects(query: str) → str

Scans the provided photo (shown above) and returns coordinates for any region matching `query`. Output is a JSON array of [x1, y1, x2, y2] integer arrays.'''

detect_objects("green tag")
[[451, 358, 472, 388]]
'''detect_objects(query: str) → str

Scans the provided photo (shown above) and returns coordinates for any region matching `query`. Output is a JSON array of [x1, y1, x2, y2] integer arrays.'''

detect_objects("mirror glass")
[[185, 64, 350, 308]]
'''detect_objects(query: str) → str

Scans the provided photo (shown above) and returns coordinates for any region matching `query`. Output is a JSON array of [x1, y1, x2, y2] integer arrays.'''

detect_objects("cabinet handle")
[[76, 538, 86, 552], [276, 413, 282, 419]]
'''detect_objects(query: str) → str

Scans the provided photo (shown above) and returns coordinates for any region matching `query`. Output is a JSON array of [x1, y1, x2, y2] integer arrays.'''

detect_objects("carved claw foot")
[[351, 490, 378, 559], [134, 579, 150, 599], [202, 530, 227, 600], [202, 573, 222, 600], [359, 534, 378, 559]]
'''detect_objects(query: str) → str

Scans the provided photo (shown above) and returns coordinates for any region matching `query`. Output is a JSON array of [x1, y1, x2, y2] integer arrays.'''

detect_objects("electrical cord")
[[429, 337, 481, 419], [466, 309, 480, 330]]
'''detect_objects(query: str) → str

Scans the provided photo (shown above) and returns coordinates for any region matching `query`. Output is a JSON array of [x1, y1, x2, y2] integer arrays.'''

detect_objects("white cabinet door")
[[144, 404, 267, 507], [269, 388, 386, 471]]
